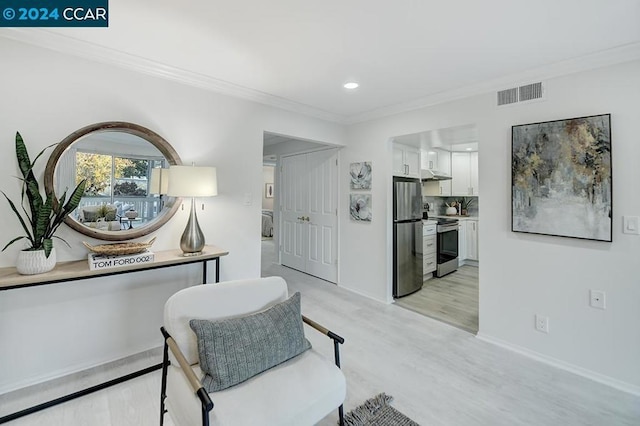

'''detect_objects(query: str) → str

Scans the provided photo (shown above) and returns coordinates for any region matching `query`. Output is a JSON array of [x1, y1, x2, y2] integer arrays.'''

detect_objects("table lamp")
[[166, 165, 218, 256], [149, 167, 169, 195], [150, 167, 170, 215]]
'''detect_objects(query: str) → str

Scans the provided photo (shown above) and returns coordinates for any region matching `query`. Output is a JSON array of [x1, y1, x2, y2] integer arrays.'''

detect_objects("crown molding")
[[0, 28, 344, 123], [2, 29, 639, 126], [344, 42, 640, 124]]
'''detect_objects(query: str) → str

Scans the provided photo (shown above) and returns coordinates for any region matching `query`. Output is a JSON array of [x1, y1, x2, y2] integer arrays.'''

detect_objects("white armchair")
[[160, 277, 346, 426]]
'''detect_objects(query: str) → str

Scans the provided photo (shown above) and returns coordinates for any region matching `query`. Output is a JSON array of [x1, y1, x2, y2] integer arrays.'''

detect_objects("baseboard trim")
[[0, 346, 162, 396], [476, 332, 640, 397], [339, 283, 391, 305]]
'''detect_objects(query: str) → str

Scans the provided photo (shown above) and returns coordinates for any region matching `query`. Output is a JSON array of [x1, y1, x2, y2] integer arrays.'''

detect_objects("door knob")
[[303, 216, 310, 221]]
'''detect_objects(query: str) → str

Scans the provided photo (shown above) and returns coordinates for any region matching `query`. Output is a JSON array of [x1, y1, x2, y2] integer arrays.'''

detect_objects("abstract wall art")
[[350, 194, 372, 222], [350, 161, 372, 190], [512, 114, 612, 241], [265, 183, 274, 198]]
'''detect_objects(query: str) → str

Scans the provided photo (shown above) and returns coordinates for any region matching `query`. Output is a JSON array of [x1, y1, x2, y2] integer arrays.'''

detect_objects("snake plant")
[[2, 132, 86, 258]]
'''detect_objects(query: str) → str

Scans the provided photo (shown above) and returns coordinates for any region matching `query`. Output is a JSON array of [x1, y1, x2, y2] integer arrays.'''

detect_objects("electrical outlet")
[[590, 290, 606, 309], [535, 315, 549, 333]]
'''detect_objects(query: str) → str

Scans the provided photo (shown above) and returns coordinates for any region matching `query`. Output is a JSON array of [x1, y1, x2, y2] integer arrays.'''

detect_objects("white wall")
[[340, 60, 640, 392], [0, 38, 343, 393]]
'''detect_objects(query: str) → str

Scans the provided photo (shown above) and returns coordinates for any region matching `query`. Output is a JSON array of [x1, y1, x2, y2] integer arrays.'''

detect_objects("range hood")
[[421, 169, 452, 181]]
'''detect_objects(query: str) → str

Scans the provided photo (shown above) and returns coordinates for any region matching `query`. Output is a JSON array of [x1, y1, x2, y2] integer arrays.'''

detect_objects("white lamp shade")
[[167, 165, 218, 197], [149, 168, 169, 194]]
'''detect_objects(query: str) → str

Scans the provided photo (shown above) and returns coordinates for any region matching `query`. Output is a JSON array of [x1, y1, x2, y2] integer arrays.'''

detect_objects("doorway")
[[261, 132, 339, 283], [391, 124, 480, 334], [280, 149, 338, 282]]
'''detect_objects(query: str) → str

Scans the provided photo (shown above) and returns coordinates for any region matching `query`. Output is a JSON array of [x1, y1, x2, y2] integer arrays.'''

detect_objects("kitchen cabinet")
[[423, 223, 437, 276], [421, 150, 439, 171], [457, 219, 479, 265], [465, 220, 479, 261], [457, 221, 467, 266], [393, 144, 420, 178], [451, 152, 479, 196], [421, 149, 451, 196], [470, 152, 479, 196]]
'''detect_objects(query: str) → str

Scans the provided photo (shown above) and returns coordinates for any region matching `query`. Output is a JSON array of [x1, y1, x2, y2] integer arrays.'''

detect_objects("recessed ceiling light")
[[466, 147, 473, 151], [343, 82, 359, 89]]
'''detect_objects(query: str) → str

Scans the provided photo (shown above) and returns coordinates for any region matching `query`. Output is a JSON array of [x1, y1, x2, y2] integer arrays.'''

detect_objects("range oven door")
[[437, 226, 458, 264]]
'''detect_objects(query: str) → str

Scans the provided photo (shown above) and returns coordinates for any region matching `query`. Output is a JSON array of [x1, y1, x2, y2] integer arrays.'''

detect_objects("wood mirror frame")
[[44, 122, 182, 241]]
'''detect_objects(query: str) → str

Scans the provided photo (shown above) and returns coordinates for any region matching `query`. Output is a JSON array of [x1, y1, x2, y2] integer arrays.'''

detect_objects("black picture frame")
[[511, 113, 612, 242]]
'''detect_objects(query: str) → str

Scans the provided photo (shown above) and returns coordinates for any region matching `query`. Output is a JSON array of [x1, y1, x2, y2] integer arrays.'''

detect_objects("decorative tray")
[[82, 237, 156, 256]]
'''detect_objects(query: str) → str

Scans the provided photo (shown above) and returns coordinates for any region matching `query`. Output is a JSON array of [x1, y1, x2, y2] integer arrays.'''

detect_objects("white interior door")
[[305, 150, 338, 282], [280, 154, 306, 272], [280, 149, 338, 283]]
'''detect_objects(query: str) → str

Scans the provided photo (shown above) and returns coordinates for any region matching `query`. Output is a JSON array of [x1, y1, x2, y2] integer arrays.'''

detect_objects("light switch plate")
[[623, 216, 640, 235]]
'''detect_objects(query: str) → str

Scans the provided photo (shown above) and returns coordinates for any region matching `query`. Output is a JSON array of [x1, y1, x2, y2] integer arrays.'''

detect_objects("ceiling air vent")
[[497, 87, 518, 106], [497, 82, 545, 107], [519, 82, 543, 102]]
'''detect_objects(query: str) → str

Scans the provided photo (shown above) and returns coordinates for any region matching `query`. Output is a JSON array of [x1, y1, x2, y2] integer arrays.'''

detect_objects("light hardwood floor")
[[395, 265, 479, 334], [1, 240, 639, 425]]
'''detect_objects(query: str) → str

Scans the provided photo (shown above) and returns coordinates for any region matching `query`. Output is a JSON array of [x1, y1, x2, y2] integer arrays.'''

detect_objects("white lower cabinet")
[[423, 224, 437, 276], [458, 219, 479, 265], [466, 220, 479, 261], [458, 221, 466, 266]]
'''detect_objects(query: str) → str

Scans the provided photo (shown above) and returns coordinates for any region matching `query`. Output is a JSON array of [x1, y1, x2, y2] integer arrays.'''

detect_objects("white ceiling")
[[10, 0, 640, 122]]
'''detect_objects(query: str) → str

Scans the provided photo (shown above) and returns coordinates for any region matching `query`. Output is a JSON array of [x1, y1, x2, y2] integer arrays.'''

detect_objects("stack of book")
[[88, 250, 155, 271]]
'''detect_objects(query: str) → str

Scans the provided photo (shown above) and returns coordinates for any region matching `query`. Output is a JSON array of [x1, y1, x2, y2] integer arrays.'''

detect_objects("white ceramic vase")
[[16, 248, 57, 275], [446, 206, 457, 215]]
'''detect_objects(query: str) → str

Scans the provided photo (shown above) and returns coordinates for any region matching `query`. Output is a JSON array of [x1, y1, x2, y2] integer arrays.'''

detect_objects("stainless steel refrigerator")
[[393, 177, 423, 298]]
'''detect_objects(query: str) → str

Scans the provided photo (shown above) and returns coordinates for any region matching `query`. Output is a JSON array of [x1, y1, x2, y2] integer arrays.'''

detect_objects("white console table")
[[0, 245, 228, 424]]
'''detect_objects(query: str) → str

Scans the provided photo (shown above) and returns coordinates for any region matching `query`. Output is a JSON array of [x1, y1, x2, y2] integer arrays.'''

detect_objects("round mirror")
[[44, 122, 182, 241]]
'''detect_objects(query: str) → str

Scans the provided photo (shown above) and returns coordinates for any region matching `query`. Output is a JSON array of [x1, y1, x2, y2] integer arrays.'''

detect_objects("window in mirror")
[[72, 151, 166, 228], [53, 130, 172, 234]]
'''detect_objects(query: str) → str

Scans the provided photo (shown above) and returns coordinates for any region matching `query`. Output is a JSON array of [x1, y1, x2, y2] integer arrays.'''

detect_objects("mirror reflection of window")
[[57, 132, 167, 230], [76, 152, 112, 196]]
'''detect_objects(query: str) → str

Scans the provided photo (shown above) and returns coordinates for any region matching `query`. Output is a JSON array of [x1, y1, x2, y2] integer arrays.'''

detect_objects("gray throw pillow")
[[83, 210, 100, 222], [189, 292, 311, 392]]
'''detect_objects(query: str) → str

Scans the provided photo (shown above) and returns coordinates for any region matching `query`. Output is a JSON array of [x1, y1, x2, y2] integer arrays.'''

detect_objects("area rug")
[[342, 393, 420, 426]]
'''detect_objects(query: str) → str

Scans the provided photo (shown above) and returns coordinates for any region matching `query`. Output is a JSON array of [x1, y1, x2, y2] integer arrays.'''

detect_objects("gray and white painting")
[[350, 194, 372, 222], [350, 161, 372, 190], [512, 114, 612, 241]]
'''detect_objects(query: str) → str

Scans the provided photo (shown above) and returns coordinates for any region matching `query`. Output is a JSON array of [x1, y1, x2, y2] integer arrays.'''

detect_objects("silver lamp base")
[[180, 198, 205, 256]]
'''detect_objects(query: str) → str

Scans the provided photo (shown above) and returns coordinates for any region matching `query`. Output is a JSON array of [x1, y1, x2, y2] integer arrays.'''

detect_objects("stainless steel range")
[[435, 217, 459, 277]]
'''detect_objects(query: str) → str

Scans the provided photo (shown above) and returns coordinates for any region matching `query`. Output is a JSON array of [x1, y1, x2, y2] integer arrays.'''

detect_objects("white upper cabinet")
[[421, 148, 451, 196], [392, 145, 405, 175], [393, 144, 420, 178], [451, 152, 479, 196], [470, 152, 479, 196], [422, 150, 438, 170], [438, 150, 452, 196]]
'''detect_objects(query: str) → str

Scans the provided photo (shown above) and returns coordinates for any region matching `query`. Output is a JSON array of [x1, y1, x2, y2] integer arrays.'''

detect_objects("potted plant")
[[459, 197, 475, 216], [1, 132, 86, 274]]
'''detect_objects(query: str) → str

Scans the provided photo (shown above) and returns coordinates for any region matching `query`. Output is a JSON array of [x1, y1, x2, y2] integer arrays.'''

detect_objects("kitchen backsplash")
[[423, 196, 479, 217]]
